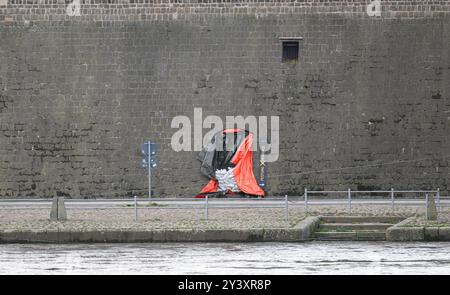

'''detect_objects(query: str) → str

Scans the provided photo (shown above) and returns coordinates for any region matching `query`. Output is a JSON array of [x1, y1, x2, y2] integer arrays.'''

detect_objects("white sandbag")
[[215, 167, 240, 192]]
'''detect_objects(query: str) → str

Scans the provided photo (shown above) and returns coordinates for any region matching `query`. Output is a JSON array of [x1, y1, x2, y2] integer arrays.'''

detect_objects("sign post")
[[258, 140, 268, 195], [148, 142, 152, 200], [141, 141, 158, 201]]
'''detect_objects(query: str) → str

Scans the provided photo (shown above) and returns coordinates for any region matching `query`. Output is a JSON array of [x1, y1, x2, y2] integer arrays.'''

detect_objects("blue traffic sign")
[[141, 142, 158, 156], [141, 141, 158, 169], [142, 159, 158, 168], [140, 140, 157, 200]]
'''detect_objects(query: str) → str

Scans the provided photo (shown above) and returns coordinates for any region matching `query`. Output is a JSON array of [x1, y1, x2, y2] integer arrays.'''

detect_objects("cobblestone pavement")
[[0, 204, 442, 231]]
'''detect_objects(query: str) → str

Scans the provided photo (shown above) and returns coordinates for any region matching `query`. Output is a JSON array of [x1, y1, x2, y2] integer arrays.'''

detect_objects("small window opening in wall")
[[282, 41, 299, 63]]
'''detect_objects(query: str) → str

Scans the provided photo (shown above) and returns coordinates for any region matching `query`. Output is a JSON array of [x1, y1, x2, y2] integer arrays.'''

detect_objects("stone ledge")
[[0, 217, 321, 243], [386, 226, 424, 241], [0, 226, 316, 244], [438, 227, 450, 241], [355, 230, 386, 241], [386, 217, 450, 241], [386, 217, 422, 241], [424, 227, 439, 241]]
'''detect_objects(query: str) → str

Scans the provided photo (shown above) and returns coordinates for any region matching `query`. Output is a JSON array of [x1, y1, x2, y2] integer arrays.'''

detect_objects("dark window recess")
[[282, 41, 299, 63]]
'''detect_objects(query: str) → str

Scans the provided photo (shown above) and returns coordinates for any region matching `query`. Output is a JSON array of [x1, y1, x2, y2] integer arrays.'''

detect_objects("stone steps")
[[313, 216, 406, 241], [321, 216, 404, 224], [320, 223, 392, 231], [356, 230, 387, 241], [315, 230, 387, 241], [314, 231, 356, 241]]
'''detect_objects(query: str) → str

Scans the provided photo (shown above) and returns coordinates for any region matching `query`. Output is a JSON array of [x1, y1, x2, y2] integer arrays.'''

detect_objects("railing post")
[[304, 188, 308, 212], [425, 193, 429, 219], [391, 188, 395, 213], [437, 188, 440, 212], [285, 195, 289, 222], [347, 188, 351, 214], [134, 196, 138, 222], [50, 196, 67, 221], [205, 195, 209, 221], [148, 141, 152, 201]]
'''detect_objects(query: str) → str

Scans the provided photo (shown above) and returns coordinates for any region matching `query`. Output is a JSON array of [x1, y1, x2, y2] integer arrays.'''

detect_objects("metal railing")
[[303, 188, 442, 214], [0, 188, 446, 221], [0, 196, 292, 222]]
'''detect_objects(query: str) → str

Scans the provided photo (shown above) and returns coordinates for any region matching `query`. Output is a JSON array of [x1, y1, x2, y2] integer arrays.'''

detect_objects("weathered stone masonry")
[[0, 1, 449, 197]]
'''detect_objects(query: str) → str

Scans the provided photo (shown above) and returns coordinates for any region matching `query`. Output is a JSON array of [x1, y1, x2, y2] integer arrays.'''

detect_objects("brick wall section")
[[0, 1, 449, 197], [0, 1, 450, 22]]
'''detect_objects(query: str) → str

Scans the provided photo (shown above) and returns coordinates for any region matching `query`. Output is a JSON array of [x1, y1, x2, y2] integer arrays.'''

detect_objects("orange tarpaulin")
[[199, 129, 264, 197]]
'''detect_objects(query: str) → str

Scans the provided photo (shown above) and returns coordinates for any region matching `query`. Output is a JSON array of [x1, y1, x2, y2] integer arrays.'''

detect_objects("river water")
[[0, 242, 449, 275]]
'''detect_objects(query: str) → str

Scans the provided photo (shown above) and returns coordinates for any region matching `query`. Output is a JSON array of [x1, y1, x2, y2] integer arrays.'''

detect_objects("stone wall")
[[0, 0, 449, 197]]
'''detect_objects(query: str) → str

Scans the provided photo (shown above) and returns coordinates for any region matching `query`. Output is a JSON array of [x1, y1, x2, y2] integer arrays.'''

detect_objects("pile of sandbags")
[[215, 167, 240, 192]]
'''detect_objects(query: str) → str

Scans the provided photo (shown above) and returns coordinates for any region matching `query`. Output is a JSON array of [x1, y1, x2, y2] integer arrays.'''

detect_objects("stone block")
[[50, 197, 67, 221], [263, 229, 299, 241], [386, 227, 424, 241], [127, 231, 153, 242], [438, 227, 450, 241], [165, 229, 194, 242], [426, 194, 437, 220], [355, 231, 386, 241], [424, 227, 439, 241]]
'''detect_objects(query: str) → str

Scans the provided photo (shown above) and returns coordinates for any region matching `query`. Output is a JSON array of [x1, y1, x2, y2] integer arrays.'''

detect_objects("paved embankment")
[[0, 206, 316, 243], [0, 216, 320, 243], [1, 205, 449, 243]]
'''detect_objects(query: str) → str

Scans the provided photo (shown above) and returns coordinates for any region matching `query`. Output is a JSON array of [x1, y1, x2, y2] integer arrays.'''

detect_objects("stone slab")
[[386, 227, 424, 241], [438, 227, 450, 241], [424, 227, 439, 241], [355, 230, 386, 241]]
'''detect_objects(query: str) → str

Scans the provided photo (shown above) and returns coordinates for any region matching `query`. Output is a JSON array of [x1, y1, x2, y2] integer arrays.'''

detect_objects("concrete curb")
[[0, 217, 321, 243], [386, 217, 450, 241], [295, 216, 321, 240]]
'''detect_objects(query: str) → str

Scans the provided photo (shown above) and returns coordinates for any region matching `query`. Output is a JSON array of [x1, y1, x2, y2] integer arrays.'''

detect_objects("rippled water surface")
[[0, 242, 449, 274]]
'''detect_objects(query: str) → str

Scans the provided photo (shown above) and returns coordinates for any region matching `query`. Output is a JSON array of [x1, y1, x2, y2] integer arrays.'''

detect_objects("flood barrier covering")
[[197, 129, 264, 197]]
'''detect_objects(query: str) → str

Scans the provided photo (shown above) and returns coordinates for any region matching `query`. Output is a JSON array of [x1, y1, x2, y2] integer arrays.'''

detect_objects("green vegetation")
[[316, 226, 354, 233]]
